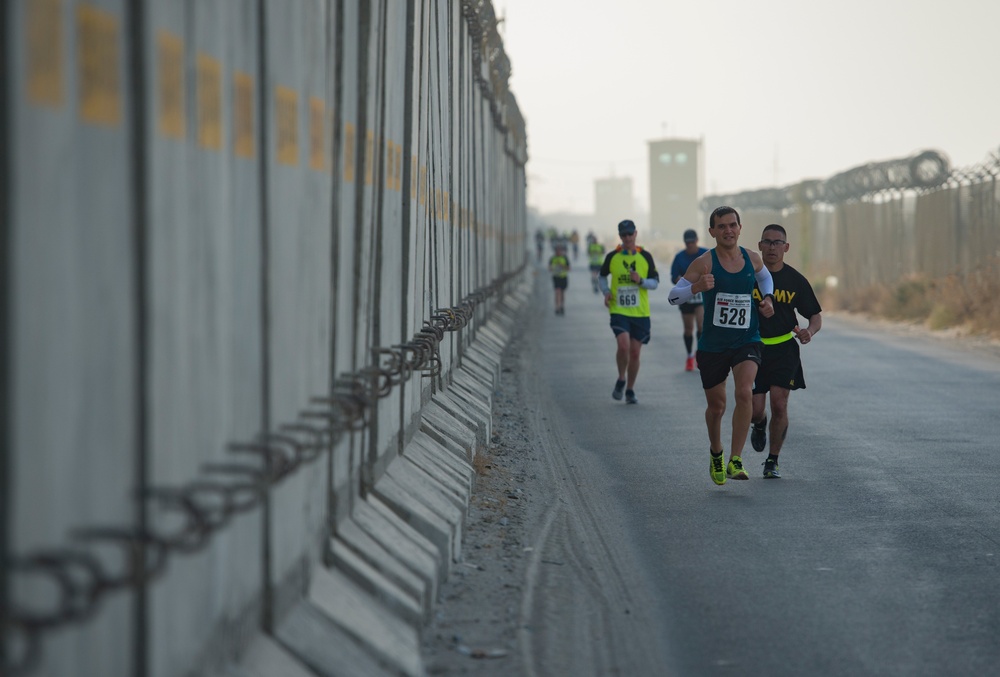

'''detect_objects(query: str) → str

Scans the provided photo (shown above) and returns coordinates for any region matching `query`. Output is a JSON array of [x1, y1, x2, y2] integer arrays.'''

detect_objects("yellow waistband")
[[761, 331, 795, 345]]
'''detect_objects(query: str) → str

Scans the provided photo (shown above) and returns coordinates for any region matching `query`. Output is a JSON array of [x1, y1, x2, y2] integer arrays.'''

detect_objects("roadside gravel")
[[421, 326, 540, 676]]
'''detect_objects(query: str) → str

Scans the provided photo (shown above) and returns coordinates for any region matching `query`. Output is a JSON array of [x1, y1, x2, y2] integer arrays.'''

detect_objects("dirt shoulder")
[[421, 330, 540, 675], [421, 284, 665, 676]]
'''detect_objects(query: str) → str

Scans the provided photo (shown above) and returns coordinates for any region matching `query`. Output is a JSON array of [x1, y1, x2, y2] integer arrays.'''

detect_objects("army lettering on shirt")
[[752, 263, 822, 338]]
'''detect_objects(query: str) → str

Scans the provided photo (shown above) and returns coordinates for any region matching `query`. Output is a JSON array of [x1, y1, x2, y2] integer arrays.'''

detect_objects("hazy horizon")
[[498, 0, 1000, 216]]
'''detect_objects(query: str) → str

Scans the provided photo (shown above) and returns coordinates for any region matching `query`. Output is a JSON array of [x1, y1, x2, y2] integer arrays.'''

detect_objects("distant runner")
[[588, 236, 606, 294], [549, 242, 570, 316]]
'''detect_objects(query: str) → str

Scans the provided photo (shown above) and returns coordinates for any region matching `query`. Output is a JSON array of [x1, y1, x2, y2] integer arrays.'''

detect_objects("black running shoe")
[[612, 379, 626, 400], [751, 416, 767, 452], [762, 457, 781, 479], [625, 390, 638, 404]]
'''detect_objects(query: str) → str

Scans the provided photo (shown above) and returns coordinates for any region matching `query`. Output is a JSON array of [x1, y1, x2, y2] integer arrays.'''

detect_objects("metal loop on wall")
[[69, 527, 171, 589], [143, 486, 215, 554], [7, 550, 105, 630]]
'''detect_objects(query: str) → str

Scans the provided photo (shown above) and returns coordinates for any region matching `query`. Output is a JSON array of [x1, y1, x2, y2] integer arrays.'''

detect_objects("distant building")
[[648, 138, 703, 239], [594, 176, 634, 234]]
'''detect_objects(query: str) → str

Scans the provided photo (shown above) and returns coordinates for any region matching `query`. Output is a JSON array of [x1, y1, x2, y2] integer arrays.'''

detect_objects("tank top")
[[698, 247, 761, 352]]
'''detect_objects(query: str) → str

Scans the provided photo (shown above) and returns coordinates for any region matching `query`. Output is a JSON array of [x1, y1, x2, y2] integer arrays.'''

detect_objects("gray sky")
[[497, 0, 1000, 215]]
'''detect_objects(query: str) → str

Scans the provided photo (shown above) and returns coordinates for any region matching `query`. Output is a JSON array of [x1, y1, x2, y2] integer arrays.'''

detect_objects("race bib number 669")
[[616, 285, 639, 308], [712, 292, 752, 328]]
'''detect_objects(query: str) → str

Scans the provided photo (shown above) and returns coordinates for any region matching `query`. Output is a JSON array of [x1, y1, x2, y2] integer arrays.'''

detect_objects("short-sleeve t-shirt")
[[752, 263, 822, 339], [599, 246, 659, 317]]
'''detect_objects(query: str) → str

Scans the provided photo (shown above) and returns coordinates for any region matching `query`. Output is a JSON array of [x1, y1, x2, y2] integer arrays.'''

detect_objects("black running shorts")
[[696, 343, 762, 390], [752, 339, 805, 394]]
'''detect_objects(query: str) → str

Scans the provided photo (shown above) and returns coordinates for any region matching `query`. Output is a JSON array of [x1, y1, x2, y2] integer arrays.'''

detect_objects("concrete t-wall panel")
[[416, 1, 449, 388], [331, 520, 430, 614], [275, 599, 398, 677], [263, 0, 332, 587], [144, 2, 266, 676], [399, 0, 427, 465], [352, 0, 380, 379], [368, 0, 407, 475], [264, 0, 332, 430], [10, 0, 135, 550], [329, 0, 361, 518], [329, 537, 423, 627], [9, 0, 135, 674]]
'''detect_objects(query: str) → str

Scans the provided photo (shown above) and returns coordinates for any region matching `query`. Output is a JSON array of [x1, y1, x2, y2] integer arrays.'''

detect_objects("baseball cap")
[[683, 229, 698, 242], [618, 219, 636, 235]]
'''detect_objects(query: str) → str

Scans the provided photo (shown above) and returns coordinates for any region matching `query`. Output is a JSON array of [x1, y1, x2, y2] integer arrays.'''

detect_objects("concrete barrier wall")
[[1, 1, 528, 676]]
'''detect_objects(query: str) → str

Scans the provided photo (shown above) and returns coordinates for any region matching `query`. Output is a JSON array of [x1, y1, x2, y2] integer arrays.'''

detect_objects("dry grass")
[[471, 447, 511, 512], [472, 447, 495, 476], [819, 257, 1000, 340]]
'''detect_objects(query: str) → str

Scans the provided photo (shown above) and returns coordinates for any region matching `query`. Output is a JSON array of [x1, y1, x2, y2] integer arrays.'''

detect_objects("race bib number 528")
[[712, 292, 751, 328]]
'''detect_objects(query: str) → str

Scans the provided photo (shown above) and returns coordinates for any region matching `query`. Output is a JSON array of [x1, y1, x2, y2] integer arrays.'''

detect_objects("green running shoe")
[[727, 456, 750, 480], [710, 452, 727, 485], [762, 458, 781, 479]]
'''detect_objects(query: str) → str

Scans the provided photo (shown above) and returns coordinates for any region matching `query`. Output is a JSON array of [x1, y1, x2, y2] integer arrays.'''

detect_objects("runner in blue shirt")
[[670, 229, 708, 371]]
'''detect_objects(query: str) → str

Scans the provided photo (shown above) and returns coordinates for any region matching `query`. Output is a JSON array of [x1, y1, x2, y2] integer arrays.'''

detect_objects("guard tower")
[[648, 137, 703, 239]]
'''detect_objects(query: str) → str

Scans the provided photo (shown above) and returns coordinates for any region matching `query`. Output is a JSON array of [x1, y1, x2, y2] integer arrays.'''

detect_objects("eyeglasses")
[[760, 239, 786, 247]]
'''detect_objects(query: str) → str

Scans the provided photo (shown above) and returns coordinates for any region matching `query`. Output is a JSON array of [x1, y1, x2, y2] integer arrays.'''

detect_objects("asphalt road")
[[521, 258, 1000, 677]]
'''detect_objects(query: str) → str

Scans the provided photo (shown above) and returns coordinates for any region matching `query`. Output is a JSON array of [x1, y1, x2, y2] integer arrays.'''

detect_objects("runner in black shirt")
[[750, 224, 823, 478]]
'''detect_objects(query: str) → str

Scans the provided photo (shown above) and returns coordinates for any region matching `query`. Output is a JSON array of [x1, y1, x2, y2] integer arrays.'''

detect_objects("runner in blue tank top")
[[698, 247, 760, 350], [668, 206, 776, 486]]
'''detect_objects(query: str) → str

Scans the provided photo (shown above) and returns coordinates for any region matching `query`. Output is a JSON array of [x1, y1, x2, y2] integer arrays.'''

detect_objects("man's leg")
[[750, 392, 768, 452], [767, 386, 791, 455], [626, 339, 641, 390], [751, 392, 767, 424], [704, 381, 727, 453], [729, 360, 759, 461], [682, 313, 695, 353], [615, 332, 630, 381]]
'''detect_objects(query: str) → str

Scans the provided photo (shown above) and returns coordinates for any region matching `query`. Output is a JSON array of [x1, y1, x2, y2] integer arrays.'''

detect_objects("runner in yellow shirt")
[[598, 220, 660, 405], [548, 243, 570, 315]]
